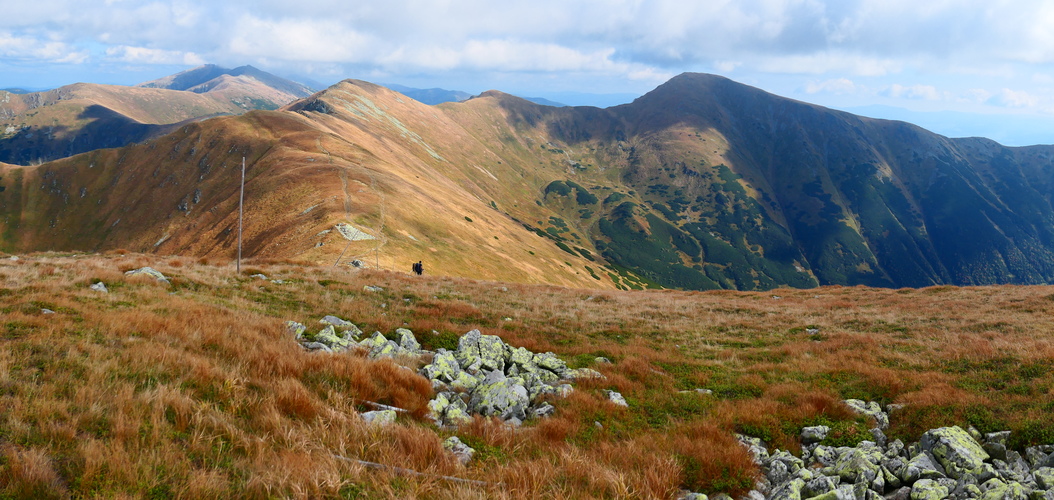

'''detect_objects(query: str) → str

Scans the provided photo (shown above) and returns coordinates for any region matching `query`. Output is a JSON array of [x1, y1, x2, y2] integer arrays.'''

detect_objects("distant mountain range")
[[0, 65, 314, 165], [3, 72, 1054, 290], [383, 83, 568, 107]]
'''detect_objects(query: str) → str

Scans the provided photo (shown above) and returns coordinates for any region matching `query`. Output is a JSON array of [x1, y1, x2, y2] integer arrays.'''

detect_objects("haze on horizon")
[[2, 0, 1053, 146]]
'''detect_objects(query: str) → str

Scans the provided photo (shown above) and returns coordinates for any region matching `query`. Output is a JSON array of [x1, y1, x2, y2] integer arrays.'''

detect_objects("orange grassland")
[[2, 252, 1054, 499]]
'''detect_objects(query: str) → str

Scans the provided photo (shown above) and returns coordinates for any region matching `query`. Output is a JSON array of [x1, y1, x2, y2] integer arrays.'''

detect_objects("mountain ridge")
[[3, 72, 1054, 290]]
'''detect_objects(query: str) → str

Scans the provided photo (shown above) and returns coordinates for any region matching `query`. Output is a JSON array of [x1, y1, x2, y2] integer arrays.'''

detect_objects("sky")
[[3, 0, 1054, 145]]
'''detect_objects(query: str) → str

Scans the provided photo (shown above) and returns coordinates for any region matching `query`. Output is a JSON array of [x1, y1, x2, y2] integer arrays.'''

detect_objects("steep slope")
[[4, 73, 1054, 289], [0, 66, 315, 165], [0, 82, 611, 288]]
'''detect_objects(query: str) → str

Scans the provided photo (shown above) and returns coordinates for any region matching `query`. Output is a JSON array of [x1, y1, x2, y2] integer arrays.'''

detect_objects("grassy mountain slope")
[[3, 253, 1054, 498], [3, 73, 1054, 290], [0, 66, 315, 165], [0, 82, 611, 288]]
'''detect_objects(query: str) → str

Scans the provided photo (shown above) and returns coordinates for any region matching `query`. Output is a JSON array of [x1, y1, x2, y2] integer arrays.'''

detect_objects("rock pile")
[[712, 399, 1054, 500], [286, 317, 605, 428]]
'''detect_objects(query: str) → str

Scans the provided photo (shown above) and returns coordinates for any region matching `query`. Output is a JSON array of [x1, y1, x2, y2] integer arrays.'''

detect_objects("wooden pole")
[[237, 156, 245, 274]]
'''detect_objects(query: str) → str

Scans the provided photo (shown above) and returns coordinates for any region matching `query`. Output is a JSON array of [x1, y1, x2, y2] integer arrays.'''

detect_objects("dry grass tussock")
[[2, 253, 1054, 498]]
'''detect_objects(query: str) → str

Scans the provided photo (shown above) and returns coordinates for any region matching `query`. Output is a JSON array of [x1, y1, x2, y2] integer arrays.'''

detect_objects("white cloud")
[[805, 78, 859, 95], [0, 33, 88, 63], [883, 84, 944, 101], [105, 46, 204, 65], [987, 88, 1040, 108]]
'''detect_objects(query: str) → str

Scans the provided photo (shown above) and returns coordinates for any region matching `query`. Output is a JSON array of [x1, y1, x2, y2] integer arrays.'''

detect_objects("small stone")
[[250, 273, 268, 279], [595, 357, 612, 364], [361, 410, 396, 426], [694, 388, 713, 395], [569, 367, 606, 380], [41, 308, 55, 314], [533, 402, 556, 418], [363, 285, 383, 292], [90, 282, 108, 293], [443, 436, 475, 465], [124, 266, 170, 283], [605, 390, 628, 407]]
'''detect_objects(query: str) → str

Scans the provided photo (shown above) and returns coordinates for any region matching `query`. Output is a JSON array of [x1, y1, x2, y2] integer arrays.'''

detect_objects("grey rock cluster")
[[422, 329, 601, 427], [727, 400, 1054, 500], [286, 318, 603, 429]]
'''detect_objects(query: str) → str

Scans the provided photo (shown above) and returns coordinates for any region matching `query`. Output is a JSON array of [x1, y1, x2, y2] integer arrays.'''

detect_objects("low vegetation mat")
[[1, 252, 1053, 498]]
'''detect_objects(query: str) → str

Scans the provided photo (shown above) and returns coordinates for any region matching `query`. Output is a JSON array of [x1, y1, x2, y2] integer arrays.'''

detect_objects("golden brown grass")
[[2, 253, 1054, 498]]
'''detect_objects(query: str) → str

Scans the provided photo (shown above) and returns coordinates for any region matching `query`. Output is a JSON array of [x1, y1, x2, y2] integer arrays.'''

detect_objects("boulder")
[[443, 436, 475, 466], [569, 367, 606, 380], [920, 426, 990, 479], [361, 410, 396, 426], [125, 266, 170, 283], [605, 390, 628, 407], [396, 328, 421, 354], [313, 325, 355, 351], [90, 282, 108, 293], [801, 425, 830, 444], [457, 329, 510, 373], [468, 370, 529, 421], [1035, 467, 1054, 490], [909, 479, 948, 500], [421, 349, 461, 383], [831, 447, 882, 487], [843, 399, 889, 430], [286, 321, 307, 339]]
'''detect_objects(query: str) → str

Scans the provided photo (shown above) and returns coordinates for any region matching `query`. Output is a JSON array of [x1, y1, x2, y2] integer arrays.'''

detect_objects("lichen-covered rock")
[[803, 475, 839, 497], [920, 426, 990, 479], [442, 397, 473, 426], [909, 479, 948, 500], [533, 352, 570, 378], [125, 266, 170, 283], [1035, 467, 1054, 490], [801, 425, 830, 444], [900, 451, 947, 483], [979, 477, 1029, 500], [508, 346, 534, 367], [427, 392, 451, 425], [469, 370, 529, 421], [396, 328, 421, 353], [533, 402, 556, 418], [286, 321, 307, 339], [768, 478, 805, 500], [421, 349, 461, 383], [844, 399, 889, 430], [605, 390, 628, 407], [314, 325, 354, 351], [443, 436, 475, 465], [300, 341, 332, 352], [450, 371, 481, 391], [737, 434, 770, 464], [569, 367, 606, 380], [361, 410, 396, 426], [831, 447, 883, 487]]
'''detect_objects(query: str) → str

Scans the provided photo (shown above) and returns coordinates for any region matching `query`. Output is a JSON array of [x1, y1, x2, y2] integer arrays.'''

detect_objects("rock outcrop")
[[286, 319, 602, 428], [721, 400, 1054, 500]]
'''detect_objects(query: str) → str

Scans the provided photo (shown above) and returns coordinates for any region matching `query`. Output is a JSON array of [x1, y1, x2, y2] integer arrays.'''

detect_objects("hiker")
[[413, 261, 424, 276]]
